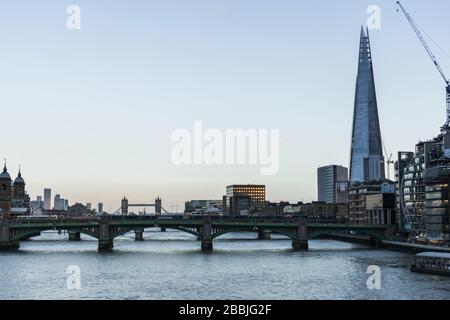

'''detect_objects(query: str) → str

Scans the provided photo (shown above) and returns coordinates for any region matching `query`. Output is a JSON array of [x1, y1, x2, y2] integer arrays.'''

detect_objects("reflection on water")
[[0, 230, 449, 300]]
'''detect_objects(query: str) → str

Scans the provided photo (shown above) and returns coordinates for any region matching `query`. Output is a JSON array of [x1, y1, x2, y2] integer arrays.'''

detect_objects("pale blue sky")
[[1, 0, 449, 212]]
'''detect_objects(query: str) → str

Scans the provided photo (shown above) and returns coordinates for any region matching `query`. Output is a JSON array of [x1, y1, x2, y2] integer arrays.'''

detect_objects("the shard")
[[349, 27, 385, 182]]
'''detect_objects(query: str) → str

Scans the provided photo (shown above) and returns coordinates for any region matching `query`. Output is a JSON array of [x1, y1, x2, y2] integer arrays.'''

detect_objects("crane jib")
[[397, 1, 450, 124]]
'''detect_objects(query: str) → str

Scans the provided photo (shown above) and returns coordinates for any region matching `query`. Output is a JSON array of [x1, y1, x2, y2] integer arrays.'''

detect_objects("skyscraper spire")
[[349, 27, 385, 182]]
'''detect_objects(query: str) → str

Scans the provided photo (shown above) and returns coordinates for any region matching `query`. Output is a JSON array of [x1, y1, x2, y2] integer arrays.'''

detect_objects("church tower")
[[13, 168, 26, 197], [0, 163, 12, 219]]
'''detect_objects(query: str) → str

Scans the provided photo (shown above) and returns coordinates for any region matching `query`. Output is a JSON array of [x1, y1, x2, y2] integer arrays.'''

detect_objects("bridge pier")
[[134, 229, 144, 241], [68, 231, 81, 241], [0, 240, 19, 251], [98, 221, 113, 252], [370, 237, 384, 249], [258, 229, 272, 240], [292, 216, 309, 251], [161, 227, 166, 232], [292, 239, 309, 251], [201, 216, 213, 252], [0, 223, 19, 251]]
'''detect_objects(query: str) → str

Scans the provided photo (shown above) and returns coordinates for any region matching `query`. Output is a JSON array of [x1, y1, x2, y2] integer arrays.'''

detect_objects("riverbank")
[[382, 240, 450, 254]]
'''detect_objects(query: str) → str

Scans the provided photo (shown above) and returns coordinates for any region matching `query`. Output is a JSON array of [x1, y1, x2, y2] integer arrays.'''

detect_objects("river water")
[[0, 229, 449, 300]]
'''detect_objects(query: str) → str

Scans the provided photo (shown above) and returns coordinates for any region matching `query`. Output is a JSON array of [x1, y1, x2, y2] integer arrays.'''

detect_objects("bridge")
[[0, 216, 395, 252], [117, 197, 171, 215]]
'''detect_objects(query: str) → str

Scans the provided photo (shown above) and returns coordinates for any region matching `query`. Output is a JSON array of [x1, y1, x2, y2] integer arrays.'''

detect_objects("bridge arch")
[[10, 228, 99, 242], [212, 228, 297, 240], [110, 226, 200, 239]]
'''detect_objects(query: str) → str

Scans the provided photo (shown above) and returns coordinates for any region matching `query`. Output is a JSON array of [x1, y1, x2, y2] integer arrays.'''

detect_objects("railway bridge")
[[0, 216, 395, 252]]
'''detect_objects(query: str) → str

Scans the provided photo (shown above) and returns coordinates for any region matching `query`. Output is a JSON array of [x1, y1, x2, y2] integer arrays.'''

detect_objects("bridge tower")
[[121, 197, 128, 215], [0, 163, 12, 220], [155, 196, 162, 215]]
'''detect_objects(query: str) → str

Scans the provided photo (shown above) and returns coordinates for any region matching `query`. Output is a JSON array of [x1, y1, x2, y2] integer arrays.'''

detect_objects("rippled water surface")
[[0, 230, 449, 300]]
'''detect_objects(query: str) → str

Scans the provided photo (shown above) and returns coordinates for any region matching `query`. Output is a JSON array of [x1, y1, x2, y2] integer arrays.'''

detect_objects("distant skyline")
[[1, 0, 450, 211]]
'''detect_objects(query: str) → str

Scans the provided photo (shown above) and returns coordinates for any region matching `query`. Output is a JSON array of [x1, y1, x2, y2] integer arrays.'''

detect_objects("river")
[[0, 229, 449, 300]]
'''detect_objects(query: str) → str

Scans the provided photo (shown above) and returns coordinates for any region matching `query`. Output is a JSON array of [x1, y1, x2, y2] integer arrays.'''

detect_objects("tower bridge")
[[118, 196, 170, 215], [0, 215, 395, 252]]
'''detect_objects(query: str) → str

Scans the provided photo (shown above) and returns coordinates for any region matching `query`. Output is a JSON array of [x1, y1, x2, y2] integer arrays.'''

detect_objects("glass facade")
[[317, 165, 348, 204], [349, 27, 385, 183], [396, 131, 450, 240], [423, 167, 450, 241]]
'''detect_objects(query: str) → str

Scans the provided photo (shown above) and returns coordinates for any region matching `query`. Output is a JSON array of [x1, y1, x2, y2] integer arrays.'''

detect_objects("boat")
[[411, 252, 450, 276]]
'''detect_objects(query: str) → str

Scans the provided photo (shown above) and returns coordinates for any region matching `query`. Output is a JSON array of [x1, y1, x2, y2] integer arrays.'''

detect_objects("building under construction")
[[395, 2, 450, 242], [396, 131, 450, 241]]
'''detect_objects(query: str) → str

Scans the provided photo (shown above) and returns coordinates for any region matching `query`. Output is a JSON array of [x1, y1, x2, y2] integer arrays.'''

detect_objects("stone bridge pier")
[[201, 216, 213, 252], [134, 228, 144, 241], [98, 221, 113, 252], [68, 231, 81, 241], [258, 229, 272, 240], [292, 217, 309, 251], [0, 223, 19, 250]]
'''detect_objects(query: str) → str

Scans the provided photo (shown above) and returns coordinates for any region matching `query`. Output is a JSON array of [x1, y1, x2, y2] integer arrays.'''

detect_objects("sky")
[[1, 0, 449, 212]]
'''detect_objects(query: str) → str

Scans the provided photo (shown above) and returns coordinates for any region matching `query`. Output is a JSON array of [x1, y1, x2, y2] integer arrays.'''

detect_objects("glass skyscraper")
[[349, 27, 385, 183], [317, 165, 349, 204]]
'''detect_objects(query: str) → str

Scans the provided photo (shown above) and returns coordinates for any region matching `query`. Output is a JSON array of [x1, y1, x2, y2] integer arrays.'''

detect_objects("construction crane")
[[382, 139, 394, 180], [396, 1, 450, 130], [386, 154, 394, 180]]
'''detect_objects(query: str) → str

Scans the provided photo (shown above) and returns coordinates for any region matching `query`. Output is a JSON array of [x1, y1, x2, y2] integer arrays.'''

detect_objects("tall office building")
[[349, 27, 385, 183], [43, 188, 51, 210], [53, 194, 68, 211], [317, 165, 349, 204], [98, 203, 103, 214]]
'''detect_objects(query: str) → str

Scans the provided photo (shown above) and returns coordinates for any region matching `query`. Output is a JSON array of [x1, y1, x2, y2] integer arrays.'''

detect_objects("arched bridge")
[[0, 216, 395, 252]]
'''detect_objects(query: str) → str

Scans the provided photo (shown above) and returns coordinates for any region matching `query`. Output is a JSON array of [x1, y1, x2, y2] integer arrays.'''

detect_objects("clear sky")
[[1, 0, 449, 212]]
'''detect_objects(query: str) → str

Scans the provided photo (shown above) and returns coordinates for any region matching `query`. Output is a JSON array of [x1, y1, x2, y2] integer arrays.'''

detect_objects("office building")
[[43, 188, 51, 210], [366, 193, 396, 225], [396, 130, 450, 240], [349, 27, 385, 182], [348, 181, 395, 224], [185, 200, 223, 214], [283, 202, 348, 222], [224, 185, 266, 216], [317, 165, 349, 204], [53, 194, 68, 211]]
